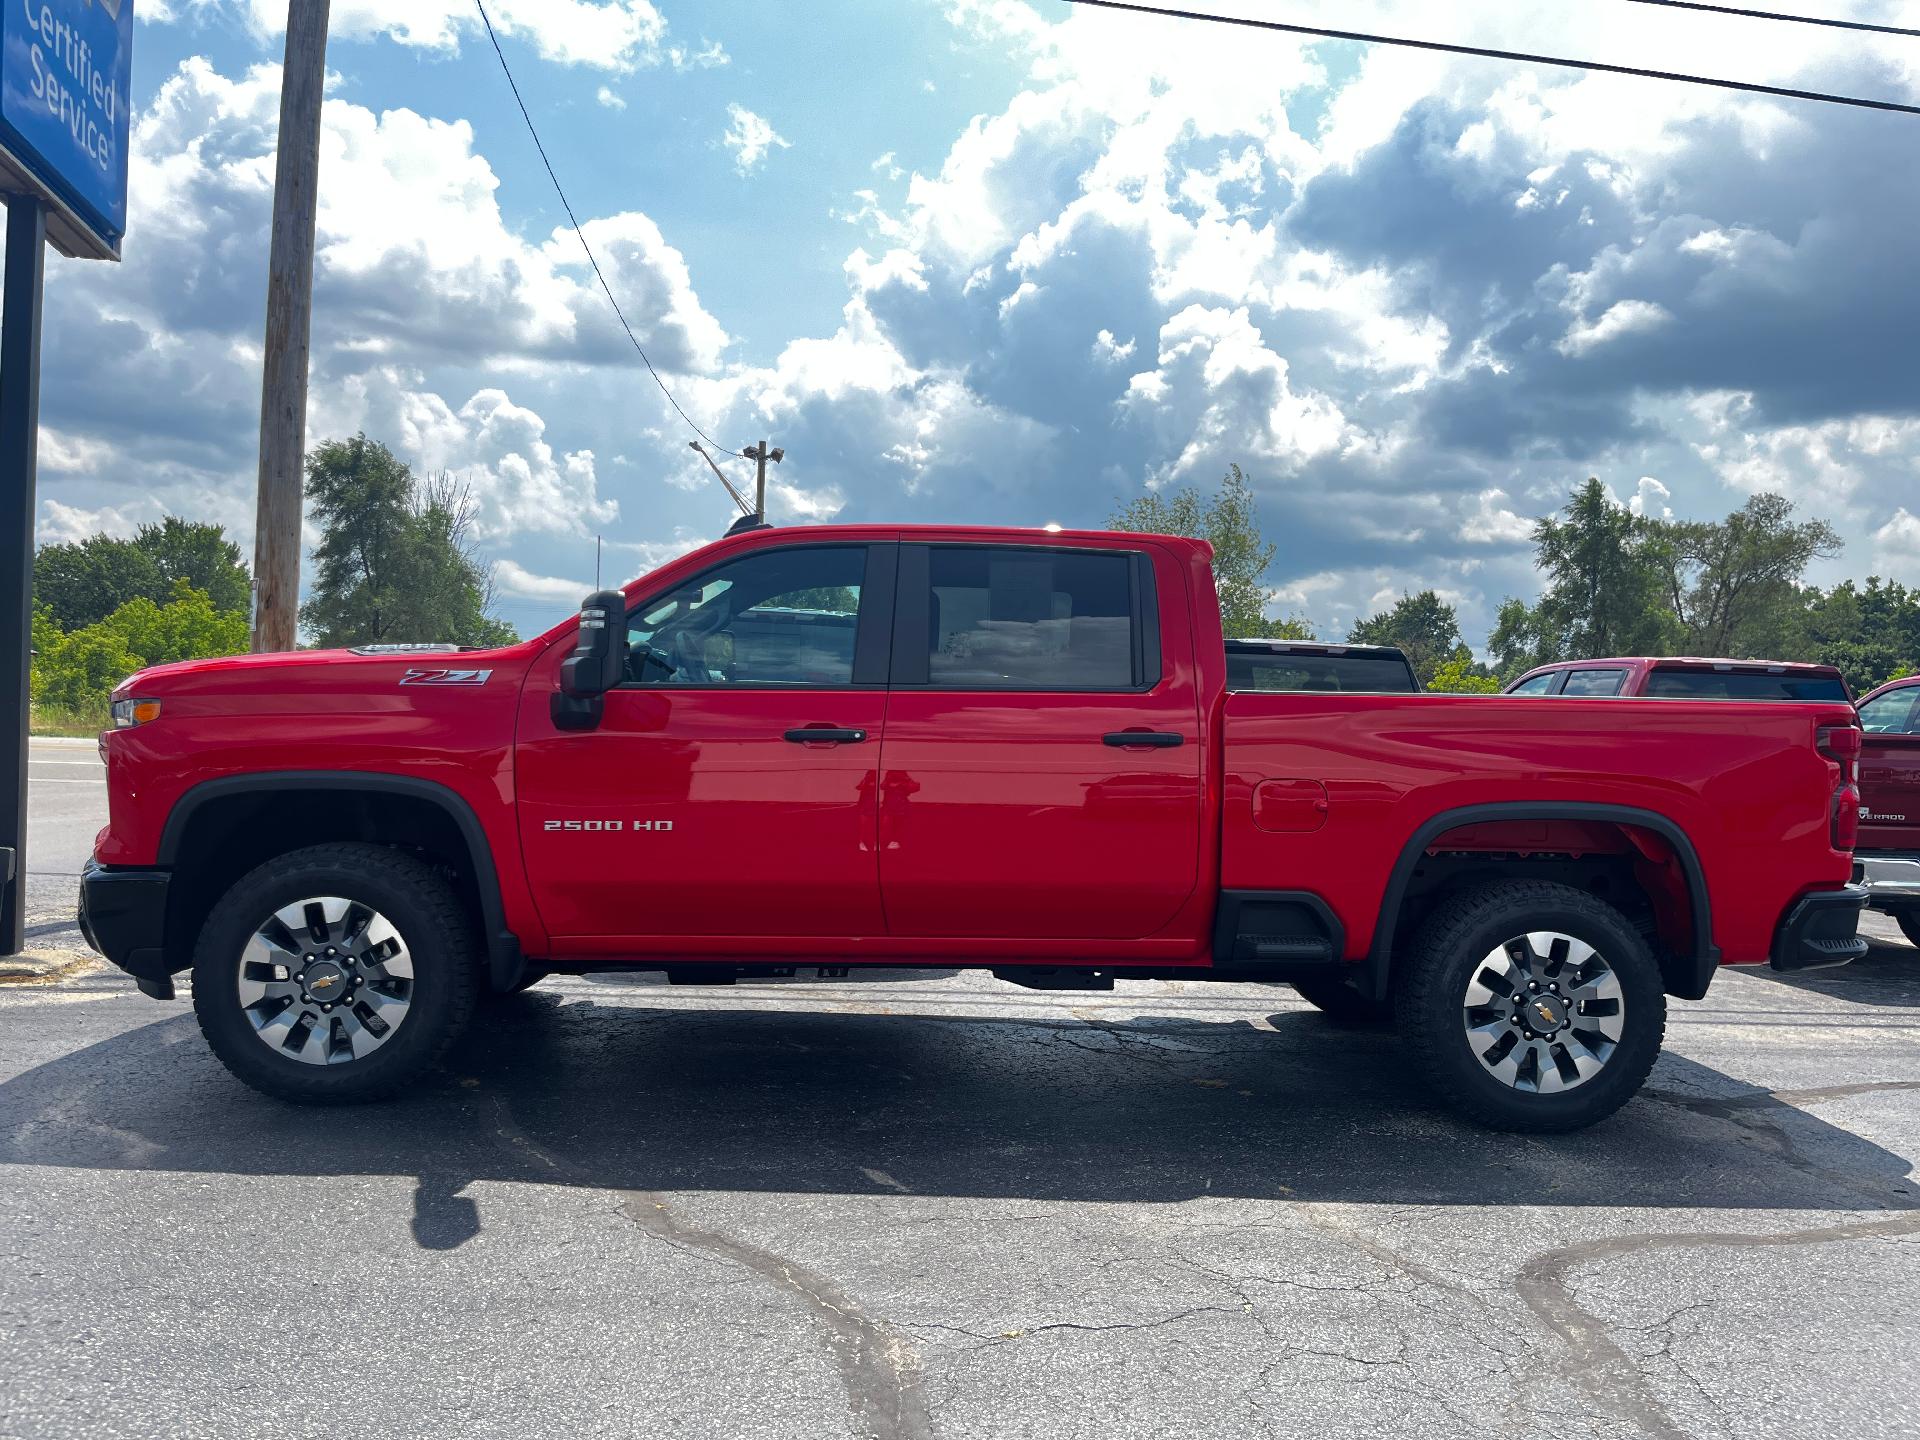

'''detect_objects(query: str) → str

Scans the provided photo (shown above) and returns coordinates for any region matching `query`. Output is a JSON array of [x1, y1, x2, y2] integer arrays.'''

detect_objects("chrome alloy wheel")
[[1461, 930, 1625, 1094], [235, 897, 414, 1066]]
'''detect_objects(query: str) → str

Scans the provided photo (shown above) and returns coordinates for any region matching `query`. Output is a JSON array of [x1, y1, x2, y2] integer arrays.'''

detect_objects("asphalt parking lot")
[[5, 747, 1919, 1439]]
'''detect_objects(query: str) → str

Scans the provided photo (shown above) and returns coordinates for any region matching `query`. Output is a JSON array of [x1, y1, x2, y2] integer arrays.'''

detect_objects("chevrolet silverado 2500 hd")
[[79, 524, 1869, 1131]]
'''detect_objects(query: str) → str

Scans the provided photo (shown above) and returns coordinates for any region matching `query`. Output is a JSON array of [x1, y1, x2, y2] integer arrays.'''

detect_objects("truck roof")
[[1537, 656, 1843, 674]]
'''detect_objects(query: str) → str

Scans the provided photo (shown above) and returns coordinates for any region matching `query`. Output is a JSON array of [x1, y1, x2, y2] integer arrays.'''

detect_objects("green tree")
[[1654, 493, 1839, 657], [134, 517, 251, 616], [33, 519, 250, 630], [98, 581, 250, 667], [1109, 463, 1286, 638], [1532, 478, 1677, 659], [1350, 590, 1461, 686], [1488, 596, 1552, 681], [1798, 577, 1920, 692], [1426, 646, 1502, 693], [300, 436, 518, 648], [33, 532, 165, 630], [34, 627, 142, 713]]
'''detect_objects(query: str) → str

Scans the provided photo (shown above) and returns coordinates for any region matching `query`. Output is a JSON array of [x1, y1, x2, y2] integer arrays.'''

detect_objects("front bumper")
[[1853, 852, 1920, 908], [1770, 884, 1870, 973], [78, 859, 176, 999]]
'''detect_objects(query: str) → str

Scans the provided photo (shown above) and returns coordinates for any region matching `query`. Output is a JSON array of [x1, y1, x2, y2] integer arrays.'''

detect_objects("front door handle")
[[1103, 731, 1184, 748], [785, 727, 867, 745]]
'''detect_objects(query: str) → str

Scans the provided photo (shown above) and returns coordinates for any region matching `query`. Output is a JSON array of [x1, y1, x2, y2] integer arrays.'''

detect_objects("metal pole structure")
[[0, 194, 47, 957], [741, 441, 781, 521], [251, 0, 331, 653]]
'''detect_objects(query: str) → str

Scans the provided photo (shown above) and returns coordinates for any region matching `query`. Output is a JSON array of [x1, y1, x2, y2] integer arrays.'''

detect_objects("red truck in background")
[[1854, 675, 1920, 945], [79, 524, 1868, 1132], [1505, 655, 1852, 701]]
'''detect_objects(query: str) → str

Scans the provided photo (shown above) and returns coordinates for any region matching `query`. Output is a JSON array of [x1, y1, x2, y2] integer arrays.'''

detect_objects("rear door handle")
[[785, 727, 867, 745], [1103, 731, 1184, 748]]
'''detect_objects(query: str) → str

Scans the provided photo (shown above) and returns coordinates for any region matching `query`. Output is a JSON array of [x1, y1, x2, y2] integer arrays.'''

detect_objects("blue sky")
[[26, 0, 1920, 643]]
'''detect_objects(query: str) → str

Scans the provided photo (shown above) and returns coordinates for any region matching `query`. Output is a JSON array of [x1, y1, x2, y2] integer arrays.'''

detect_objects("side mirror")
[[553, 590, 628, 730]]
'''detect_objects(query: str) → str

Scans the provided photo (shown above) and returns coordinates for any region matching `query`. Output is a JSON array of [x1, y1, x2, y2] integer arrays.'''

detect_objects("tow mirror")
[[553, 589, 628, 730]]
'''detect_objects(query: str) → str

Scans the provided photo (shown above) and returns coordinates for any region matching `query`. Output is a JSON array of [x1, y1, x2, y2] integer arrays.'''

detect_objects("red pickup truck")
[[1505, 655, 1852, 701], [1854, 675, 1920, 944], [79, 524, 1868, 1131]]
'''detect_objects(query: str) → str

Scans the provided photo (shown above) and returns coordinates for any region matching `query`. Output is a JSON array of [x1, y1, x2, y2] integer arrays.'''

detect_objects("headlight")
[[110, 698, 163, 728]]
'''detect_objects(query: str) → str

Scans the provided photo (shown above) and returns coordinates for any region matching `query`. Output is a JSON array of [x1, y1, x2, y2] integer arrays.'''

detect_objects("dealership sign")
[[0, 0, 133, 259]]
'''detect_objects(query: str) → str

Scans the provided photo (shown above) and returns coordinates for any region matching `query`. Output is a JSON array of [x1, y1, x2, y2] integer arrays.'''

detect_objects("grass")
[[29, 703, 109, 737]]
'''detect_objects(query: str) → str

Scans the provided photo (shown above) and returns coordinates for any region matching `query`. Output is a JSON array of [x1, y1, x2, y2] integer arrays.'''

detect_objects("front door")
[[1858, 682, 1920, 850], [876, 540, 1204, 940], [518, 542, 895, 947]]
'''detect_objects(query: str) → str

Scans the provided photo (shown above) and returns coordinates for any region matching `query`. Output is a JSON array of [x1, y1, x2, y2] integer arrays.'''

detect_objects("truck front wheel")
[[191, 844, 480, 1104], [1394, 880, 1666, 1133]]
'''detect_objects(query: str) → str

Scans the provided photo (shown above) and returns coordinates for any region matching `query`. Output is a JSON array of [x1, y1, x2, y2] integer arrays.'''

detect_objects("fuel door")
[[1254, 778, 1329, 833]]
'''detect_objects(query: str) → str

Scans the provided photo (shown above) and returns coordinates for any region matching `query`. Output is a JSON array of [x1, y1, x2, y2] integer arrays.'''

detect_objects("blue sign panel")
[[0, 0, 133, 258]]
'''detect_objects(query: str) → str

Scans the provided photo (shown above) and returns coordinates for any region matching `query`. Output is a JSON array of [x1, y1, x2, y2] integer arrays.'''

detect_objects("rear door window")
[[1560, 669, 1628, 697], [1644, 668, 1851, 701], [896, 545, 1149, 691]]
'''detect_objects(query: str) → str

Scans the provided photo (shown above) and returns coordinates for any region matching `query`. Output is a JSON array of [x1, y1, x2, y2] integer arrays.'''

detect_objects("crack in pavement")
[[489, 1094, 933, 1440], [1516, 1212, 1920, 1440]]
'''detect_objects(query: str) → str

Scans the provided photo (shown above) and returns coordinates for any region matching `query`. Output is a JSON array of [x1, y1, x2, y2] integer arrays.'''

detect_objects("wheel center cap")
[[1524, 993, 1568, 1033], [302, 961, 349, 1003]]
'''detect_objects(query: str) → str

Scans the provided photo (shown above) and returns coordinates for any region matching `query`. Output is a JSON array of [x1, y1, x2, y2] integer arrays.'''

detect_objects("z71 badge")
[[399, 668, 493, 686]]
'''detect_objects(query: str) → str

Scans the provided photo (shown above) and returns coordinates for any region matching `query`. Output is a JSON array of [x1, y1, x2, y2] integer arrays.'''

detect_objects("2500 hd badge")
[[541, 819, 675, 832]]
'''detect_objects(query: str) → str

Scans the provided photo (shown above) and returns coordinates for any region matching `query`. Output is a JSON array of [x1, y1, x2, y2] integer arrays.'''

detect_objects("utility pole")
[[741, 440, 783, 521], [251, 0, 331, 653]]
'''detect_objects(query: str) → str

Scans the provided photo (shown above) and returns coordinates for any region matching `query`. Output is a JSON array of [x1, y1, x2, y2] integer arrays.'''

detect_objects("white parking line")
[[29, 778, 105, 785], [30, 760, 102, 767]]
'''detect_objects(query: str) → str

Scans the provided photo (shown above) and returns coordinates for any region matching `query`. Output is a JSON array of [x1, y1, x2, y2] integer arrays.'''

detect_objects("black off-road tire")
[[1290, 975, 1393, 1026], [191, 844, 480, 1104], [1896, 911, 1920, 950], [1393, 880, 1666, 1133]]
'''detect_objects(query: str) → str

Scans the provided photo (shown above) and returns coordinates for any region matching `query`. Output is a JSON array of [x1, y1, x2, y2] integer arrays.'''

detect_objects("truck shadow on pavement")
[[1747, 935, 1920, 1009], [2, 983, 1915, 1251]]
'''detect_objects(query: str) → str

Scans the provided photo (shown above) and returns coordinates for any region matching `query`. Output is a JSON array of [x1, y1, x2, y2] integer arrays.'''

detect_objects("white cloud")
[[1872, 509, 1920, 582], [229, 0, 676, 72], [722, 104, 790, 174], [311, 370, 619, 541], [494, 559, 592, 604], [1091, 328, 1134, 363], [1629, 477, 1673, 520], [595, 85, 626, 110], [1460, 489, 1532, 545], [1557, 299, 1673, 357], [871, 151, 905, 181], [35, 498, 161, 546]]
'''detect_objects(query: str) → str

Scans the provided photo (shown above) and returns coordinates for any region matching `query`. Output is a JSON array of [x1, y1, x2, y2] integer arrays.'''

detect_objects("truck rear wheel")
[[1896, 911, 1920, 949], [1394, 880, 1665, 1133], [191, 844, 479, 1104]]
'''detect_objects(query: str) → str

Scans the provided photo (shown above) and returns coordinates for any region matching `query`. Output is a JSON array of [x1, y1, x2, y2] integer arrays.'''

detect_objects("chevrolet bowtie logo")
[[312, 974, 339, 991], [1534, 1001, 1556, 1026]]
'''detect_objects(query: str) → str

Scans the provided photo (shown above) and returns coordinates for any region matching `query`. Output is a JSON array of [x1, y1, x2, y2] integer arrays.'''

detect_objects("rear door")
[[1858, 683, 1920, 850], [877, 540, 1203, 940]]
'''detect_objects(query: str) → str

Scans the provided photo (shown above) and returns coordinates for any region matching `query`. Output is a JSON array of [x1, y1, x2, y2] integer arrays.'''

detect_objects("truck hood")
[[112, 642, 540, 701]]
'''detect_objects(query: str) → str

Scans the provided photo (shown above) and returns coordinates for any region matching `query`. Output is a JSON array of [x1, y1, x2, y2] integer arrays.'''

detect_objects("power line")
[[471, 0, 740, 456], [1061, 0, 1920, 116], [1622, 0, 1920, 39]]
